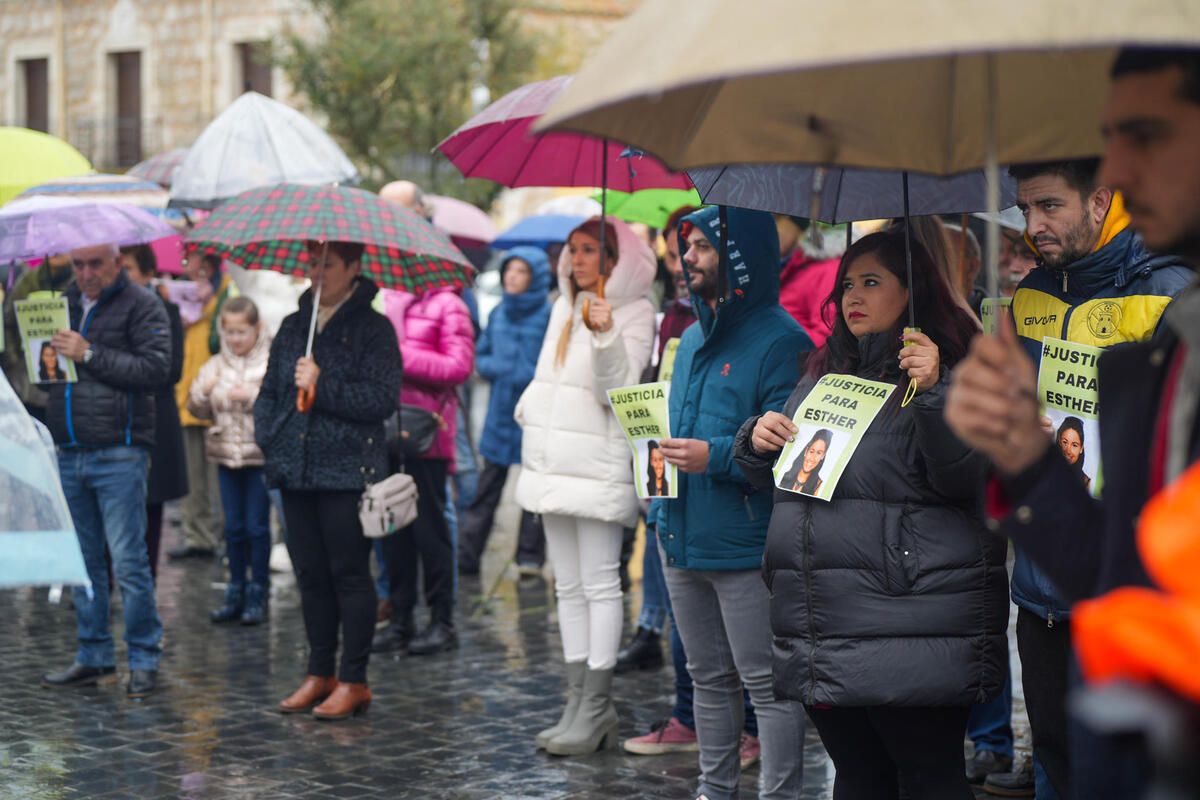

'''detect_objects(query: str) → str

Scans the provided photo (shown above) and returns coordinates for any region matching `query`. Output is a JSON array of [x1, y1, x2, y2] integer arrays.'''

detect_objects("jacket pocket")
[[882, 505, 919, 595]]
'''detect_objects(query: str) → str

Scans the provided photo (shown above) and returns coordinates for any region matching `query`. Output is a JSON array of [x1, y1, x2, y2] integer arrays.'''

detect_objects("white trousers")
[[542, 513, 624, 670]]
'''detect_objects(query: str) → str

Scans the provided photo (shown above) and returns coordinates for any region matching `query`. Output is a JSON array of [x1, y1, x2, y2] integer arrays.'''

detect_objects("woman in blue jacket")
[[457, 246, 553, 575]]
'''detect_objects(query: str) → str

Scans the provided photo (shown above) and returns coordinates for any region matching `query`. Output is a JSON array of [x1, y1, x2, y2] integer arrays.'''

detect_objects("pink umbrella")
[[426, 195, 498, 249], [436, 76, 692, 192]]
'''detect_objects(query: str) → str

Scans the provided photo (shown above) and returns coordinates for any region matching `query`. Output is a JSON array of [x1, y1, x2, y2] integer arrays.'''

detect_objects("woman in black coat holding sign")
[[733, 230, 1008, 800]]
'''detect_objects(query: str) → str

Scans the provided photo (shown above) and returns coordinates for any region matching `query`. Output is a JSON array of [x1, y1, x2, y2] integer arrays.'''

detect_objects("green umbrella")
[[0, 127, 92, 206], [589, 188, 702, 228]]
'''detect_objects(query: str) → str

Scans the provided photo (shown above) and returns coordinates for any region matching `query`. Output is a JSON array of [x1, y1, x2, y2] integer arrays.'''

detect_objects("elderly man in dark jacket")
[[41, 242, 171, 699]]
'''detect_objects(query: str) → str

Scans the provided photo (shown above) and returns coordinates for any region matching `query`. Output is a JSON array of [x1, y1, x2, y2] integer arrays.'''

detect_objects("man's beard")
[[689, 270, 719, 302], [1036, 211, 1100, 269]]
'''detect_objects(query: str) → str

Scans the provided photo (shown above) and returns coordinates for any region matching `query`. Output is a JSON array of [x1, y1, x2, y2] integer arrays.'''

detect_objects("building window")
[[19, 58, 49, 133], [111, 51, 142, 166], [237, 42, 273, 97]]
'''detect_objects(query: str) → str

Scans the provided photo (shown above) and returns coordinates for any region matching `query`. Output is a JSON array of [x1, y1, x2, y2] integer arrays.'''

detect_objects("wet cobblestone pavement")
[[1, 504, 1022, 799]]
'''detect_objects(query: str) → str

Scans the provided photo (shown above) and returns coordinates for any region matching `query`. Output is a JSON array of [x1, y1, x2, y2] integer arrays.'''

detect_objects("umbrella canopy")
[[688, 164, 1017, 223], [536, 0, 1200, 175], [437, 75, 692, 191], [16, 173, 189, 230], [169, 92, 359, 209], [0, 373, 89, 589], [593, 188, 702, 227], [492, 214, 586, 250], [426, 194, 498, 249], [0, 127, 92, 206], [186, 184, 472, 294], [535, 194, 602, 217], [127, 147, 189, 186], [0, 196, 179, 263]]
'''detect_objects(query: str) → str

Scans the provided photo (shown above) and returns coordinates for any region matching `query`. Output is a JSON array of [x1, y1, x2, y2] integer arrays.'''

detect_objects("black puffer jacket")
[[46, 272, 170, 448], [733, 332, 1008, 707], [255, 279, 401, 491]]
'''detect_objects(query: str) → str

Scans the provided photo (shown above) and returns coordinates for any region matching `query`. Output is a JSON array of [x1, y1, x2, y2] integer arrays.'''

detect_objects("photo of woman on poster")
[[36, 340, 66, 383], [781, 428, 832, 496], [1056, 416, 1092, 491], [645, 439, 669, 497]]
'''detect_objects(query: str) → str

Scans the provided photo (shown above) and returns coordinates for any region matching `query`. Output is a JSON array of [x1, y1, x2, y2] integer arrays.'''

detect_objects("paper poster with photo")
[[658, 337, 681, 383], [15, 297, 76, 385], [773, 374, 896, 501], [980, 298, 1013, 336], [1037, 336, 1103, 497], [606, 381, 677, 499]]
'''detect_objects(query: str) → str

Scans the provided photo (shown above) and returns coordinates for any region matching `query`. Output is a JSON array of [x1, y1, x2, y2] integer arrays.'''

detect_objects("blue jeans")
[[217, 466, 271, 586], [968, 671, 1015, 758], [637, 528, 669, 634], [59, 446, 162, 671]]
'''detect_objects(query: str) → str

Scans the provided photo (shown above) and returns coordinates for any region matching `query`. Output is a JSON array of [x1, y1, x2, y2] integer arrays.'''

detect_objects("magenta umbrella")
[[436, 76, 692, 192], [426, 195, 498, 249]]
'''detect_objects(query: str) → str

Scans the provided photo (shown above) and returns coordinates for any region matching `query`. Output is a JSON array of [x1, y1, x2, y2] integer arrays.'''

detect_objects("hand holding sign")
[[50, 330, 90, 362], [899, 330, 940, 393], [659, 438, 709, 473], [945, 313, 1047, 476], [751, 411, 798, 454]]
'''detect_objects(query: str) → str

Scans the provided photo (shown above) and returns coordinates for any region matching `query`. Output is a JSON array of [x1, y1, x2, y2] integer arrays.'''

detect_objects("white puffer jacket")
[[186, 327, 272, 469], [515, 217, 657, 527]]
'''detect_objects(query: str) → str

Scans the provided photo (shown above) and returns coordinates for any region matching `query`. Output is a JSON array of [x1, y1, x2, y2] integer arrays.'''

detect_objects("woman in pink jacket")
[[374, 286, 475, 656]]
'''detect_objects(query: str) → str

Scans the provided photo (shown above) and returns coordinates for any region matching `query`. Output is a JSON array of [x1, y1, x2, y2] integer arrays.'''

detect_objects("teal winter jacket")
[[652, 207, 813, 571]]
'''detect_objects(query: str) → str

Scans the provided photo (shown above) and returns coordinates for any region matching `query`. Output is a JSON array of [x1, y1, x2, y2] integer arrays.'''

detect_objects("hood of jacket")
[[556, 215, 656, 308], [678, 206, 782, 341], [217, 319, 273, 371], [500, 245, 552, 317]]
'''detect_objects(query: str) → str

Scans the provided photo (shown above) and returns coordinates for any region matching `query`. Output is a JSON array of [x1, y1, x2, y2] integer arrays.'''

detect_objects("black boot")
[[371, 616, 413, 653], [615, 627, 664, 673], [211, 582, 245, 623], [408, 620, 458, 655], [240, 582, 267, 625]]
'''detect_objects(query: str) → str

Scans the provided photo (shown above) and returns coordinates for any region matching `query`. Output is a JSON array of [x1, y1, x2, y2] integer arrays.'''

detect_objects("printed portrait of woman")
[[783, 428, 832, 496], [38, 341, 64, 383], [1056, 416, 1091, 491], [645, 439, 669, 497]]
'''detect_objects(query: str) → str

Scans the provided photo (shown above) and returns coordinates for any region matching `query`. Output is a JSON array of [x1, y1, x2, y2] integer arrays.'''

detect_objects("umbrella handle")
[[581, 274, 607, 332], [297, 382, 316, 414]]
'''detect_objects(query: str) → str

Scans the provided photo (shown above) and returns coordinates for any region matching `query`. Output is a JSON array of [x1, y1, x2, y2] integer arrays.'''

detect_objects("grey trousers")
[[180, 426, 222, 551], [664, 553, 805, 800]]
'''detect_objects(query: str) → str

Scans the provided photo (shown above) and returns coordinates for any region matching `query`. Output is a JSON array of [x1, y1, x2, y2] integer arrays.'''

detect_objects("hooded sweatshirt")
[[652, 206, 813, 571], [476, 246, 553, 466], [515, 217, 657, 527], [1011, 192, 1193, 621]]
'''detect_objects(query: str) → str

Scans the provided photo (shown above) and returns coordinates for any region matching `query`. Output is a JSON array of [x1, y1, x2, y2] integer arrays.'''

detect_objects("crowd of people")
[[5, 44, 1200, 800]]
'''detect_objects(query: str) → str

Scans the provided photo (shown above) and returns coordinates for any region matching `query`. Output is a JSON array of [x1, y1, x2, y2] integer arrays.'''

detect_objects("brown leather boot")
[[277, 675, 337, 714], [312, 682, 372, 720]]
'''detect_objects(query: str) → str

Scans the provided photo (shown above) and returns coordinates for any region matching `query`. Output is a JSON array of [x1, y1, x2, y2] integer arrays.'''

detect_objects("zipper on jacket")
[[66, 298, 104, 446], [1047, 611, 1055, 628]]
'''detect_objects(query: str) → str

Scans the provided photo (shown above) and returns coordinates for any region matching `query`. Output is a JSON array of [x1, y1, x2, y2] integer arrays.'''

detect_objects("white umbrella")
[[169, 92, 359, 209]]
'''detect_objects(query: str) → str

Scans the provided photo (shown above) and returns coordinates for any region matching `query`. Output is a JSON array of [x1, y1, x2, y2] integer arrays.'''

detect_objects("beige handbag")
[[358, 471, 419, 539]]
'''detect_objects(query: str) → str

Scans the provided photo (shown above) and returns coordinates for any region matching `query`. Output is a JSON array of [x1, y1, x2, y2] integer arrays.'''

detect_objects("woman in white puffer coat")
[[516, 216, 656, 756]]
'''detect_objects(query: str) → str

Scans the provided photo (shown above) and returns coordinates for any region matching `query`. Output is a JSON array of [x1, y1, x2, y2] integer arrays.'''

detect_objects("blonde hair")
[[554, 222, 619, 368]]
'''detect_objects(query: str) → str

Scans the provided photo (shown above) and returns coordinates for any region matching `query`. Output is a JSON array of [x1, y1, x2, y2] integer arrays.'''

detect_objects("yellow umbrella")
[[0, 127, 92, 206], [536, 0, 1199, 176]]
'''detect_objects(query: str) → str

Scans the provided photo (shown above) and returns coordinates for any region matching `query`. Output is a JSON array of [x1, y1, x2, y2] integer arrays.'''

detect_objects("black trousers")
[[381, 458, 454, 627], [457, 459, 546, 571], [281, 489, 375, 684], [1016, 605, 1072, 798], [806, 704, 973, 800]]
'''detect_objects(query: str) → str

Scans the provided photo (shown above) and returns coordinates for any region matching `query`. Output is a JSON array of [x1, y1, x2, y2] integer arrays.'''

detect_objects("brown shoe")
[[277, 675, 337, 714], [375, 597, 393, 629], [312, 682, 371, 720]]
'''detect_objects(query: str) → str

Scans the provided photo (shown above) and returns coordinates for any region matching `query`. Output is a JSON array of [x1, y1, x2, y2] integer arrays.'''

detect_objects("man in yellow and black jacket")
[[1005, 157, 1192, 798]]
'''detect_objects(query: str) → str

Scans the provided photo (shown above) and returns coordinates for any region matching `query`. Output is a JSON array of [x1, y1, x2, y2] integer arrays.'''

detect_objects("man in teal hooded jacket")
[[650, 206, 812, 800]]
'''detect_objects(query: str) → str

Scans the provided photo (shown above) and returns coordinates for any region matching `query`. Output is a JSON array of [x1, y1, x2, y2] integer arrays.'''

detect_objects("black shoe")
[[983, 763, 1035, 797], [167, 545, 215, 561], [371, 623, 412, 654], [615, 627, 664, 673], [240, 583, 267, 625], [966, 749, 1013, 784], [457, 553, 480, 576], [41, 663, 117, 689], [407, 621, 458, 655], [211, 582, 245, 623], [127, 669, 157, 698]]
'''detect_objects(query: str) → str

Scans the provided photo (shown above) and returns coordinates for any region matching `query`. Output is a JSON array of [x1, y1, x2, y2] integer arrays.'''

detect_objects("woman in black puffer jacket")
[[733, 230, 1008, 800], [255, 240, 401, 721]]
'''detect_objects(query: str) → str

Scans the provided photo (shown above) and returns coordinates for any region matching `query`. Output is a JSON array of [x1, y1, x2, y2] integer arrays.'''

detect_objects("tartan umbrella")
[[187, 184, 473, 413], [185, 184, 473, 294]]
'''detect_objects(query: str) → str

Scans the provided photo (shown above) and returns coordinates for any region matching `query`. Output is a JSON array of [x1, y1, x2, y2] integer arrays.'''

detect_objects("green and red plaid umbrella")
[[185, 183, 473, 294]]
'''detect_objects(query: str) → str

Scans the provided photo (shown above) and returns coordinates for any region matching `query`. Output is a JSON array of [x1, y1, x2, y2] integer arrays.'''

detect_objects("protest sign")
[[773, 374, 895, 501], [15, 296, 75, 385], [658, 337, 681, 383], [980, 297, 1013, 336], [1037, 336, 1103, 496], [607, 381, 677, 499]]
